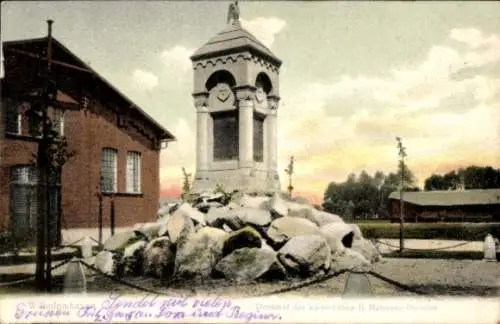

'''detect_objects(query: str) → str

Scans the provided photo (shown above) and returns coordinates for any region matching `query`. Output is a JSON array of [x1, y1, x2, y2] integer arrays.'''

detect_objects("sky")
[[2, 1, 500, 204]]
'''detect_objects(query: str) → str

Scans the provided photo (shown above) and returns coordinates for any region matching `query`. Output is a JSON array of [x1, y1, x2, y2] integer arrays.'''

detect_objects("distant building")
[[0, 37, 176, 245], [388, 189, 500, 222]]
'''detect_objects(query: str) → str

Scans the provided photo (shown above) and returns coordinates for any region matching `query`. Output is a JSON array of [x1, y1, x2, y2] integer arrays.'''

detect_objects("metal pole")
[[45, 19, 54, 291], [399, 176, 404, 252], [98, 192, 103, 245], [396, 137, 406, 253], [110, 196, 115, 236]]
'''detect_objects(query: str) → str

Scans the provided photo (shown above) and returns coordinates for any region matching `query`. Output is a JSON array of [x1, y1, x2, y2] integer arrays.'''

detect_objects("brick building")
[[388, 189, 500, 222], [0, 37, 176, 245]]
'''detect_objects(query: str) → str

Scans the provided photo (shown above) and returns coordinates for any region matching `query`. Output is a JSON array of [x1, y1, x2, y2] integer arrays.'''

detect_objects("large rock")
[[158, 222, 169, 237], [311, 209, 344, 227], [134, 222, 163, 239], [351, 238, 381, 263], [222, 226, 262, 257], [287, 202, 317, 224], [94, 251, 117, 276], [143, 237, 175, 279], [167, 212, 195, 244], [198, 192, 225, 203], [205, 206, 245, 230], [319, 223, 355, 257], [293, 196, 310, 205], [103, 231, 141, 252], [174, 226, 227, 279], [122, 240, 147, 276], [238, 194, 271, 210], [349, 224, 363, 240], [330, 248, 372, 273], [123, 240, 147, 258], [173, 203, 206, 226], [195, 201, 224, 213], [278, 235, 331, 276], [267, 217, 320, 245], [215, 247, 286, 282], [226, 202, 241, 210], [268, 192, 289, 218], [235, 207, 273, 227], [157, 204, 171, 219]]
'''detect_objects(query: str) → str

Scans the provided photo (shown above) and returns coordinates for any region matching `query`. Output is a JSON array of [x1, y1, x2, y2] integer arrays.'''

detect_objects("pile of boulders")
[[94, 191, 382, 283]]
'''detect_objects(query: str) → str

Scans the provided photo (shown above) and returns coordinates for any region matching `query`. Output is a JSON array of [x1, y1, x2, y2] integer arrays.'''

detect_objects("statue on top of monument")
[[227, 1, 240, 25]]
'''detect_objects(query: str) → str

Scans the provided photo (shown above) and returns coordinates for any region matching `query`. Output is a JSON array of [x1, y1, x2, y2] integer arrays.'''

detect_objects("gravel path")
[[85, 258, 500, 297], [1, 256, 498, 297]]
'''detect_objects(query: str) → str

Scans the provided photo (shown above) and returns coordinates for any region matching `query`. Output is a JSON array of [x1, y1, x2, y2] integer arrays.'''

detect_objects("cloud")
[[450, 28, 499, 50], [159, 117, 196, 191], [132, 69, 158, 91], [241, 17, 286, 48], [276, 27, 500, 195], [157, 27, 500, 201], [161, 45, 194, 72]]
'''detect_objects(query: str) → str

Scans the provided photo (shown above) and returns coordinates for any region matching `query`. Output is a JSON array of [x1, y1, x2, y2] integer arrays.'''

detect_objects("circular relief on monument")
[[216, 83, 232, 103], [255, 87, 266, 103]]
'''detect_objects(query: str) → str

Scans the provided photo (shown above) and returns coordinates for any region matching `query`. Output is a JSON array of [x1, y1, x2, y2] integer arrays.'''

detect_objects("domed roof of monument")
[[190, 17, 282, 66]]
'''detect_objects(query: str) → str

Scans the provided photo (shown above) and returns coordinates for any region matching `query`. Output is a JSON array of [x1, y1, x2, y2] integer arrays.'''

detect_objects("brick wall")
[[0, 94, 161, 231]]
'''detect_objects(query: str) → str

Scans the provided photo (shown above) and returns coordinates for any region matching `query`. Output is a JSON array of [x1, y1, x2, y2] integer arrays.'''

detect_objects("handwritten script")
[[15, 292, 282, 323]]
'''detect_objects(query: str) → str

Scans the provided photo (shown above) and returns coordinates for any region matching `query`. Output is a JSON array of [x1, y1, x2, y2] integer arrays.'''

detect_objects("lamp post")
[[396, 137, 407, 252]]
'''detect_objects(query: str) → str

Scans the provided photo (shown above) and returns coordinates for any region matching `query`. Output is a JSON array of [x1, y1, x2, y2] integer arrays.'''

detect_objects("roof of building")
[[190, 21, 282, 66], [388, 189, 500, 206], [2, 37, 176, 142]]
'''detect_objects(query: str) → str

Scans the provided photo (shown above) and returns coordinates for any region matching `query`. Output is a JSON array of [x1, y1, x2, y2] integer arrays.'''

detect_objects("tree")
[[284, 156, 295, 198], [423, 165, 500, 191], [181, 167, 192, 201], [424, 174, 448, 191]]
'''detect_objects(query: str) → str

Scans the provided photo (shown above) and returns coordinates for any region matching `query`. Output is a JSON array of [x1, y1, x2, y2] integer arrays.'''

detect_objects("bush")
[[359, 222, 500, 240]]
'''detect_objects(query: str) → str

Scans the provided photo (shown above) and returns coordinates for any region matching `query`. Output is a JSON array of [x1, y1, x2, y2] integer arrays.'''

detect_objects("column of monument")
[[195, 95, 209, 177], [238, 90, 254, 169], [267, 98, 279, 179]]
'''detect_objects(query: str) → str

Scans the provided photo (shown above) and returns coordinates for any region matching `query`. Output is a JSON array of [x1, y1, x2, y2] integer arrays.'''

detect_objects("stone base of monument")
[[192, 168, 281, 196], [94, 190, 382, 284]]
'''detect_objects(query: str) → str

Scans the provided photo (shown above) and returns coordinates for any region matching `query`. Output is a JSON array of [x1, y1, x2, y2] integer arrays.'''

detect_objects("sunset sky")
[[2, 1, 499, 204]]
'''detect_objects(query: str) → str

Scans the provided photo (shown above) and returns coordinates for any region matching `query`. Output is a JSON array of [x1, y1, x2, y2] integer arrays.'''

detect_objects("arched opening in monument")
[[253, 113, 265, 162], [212, 110, 239, 161], [206, 70, 239, 162], [255, 72, 273, 95], [205, 70, 236, 91]]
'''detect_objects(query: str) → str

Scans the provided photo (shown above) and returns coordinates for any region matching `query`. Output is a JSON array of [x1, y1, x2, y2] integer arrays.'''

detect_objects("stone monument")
[[190, 2, 282, 194]]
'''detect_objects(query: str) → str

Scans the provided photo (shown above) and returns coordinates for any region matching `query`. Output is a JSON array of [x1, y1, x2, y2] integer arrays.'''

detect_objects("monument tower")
[[190, 1, 282, 194]]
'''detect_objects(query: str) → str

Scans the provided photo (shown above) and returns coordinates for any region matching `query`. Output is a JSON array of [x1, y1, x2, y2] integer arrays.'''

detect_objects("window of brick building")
[[5, 100, 21, 135], [101, 148, 117, 193], [126, 151, 141, 193], [51, 108, 64, 136], [11, 166, 38, 232], [27, 102, 42, 138]]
